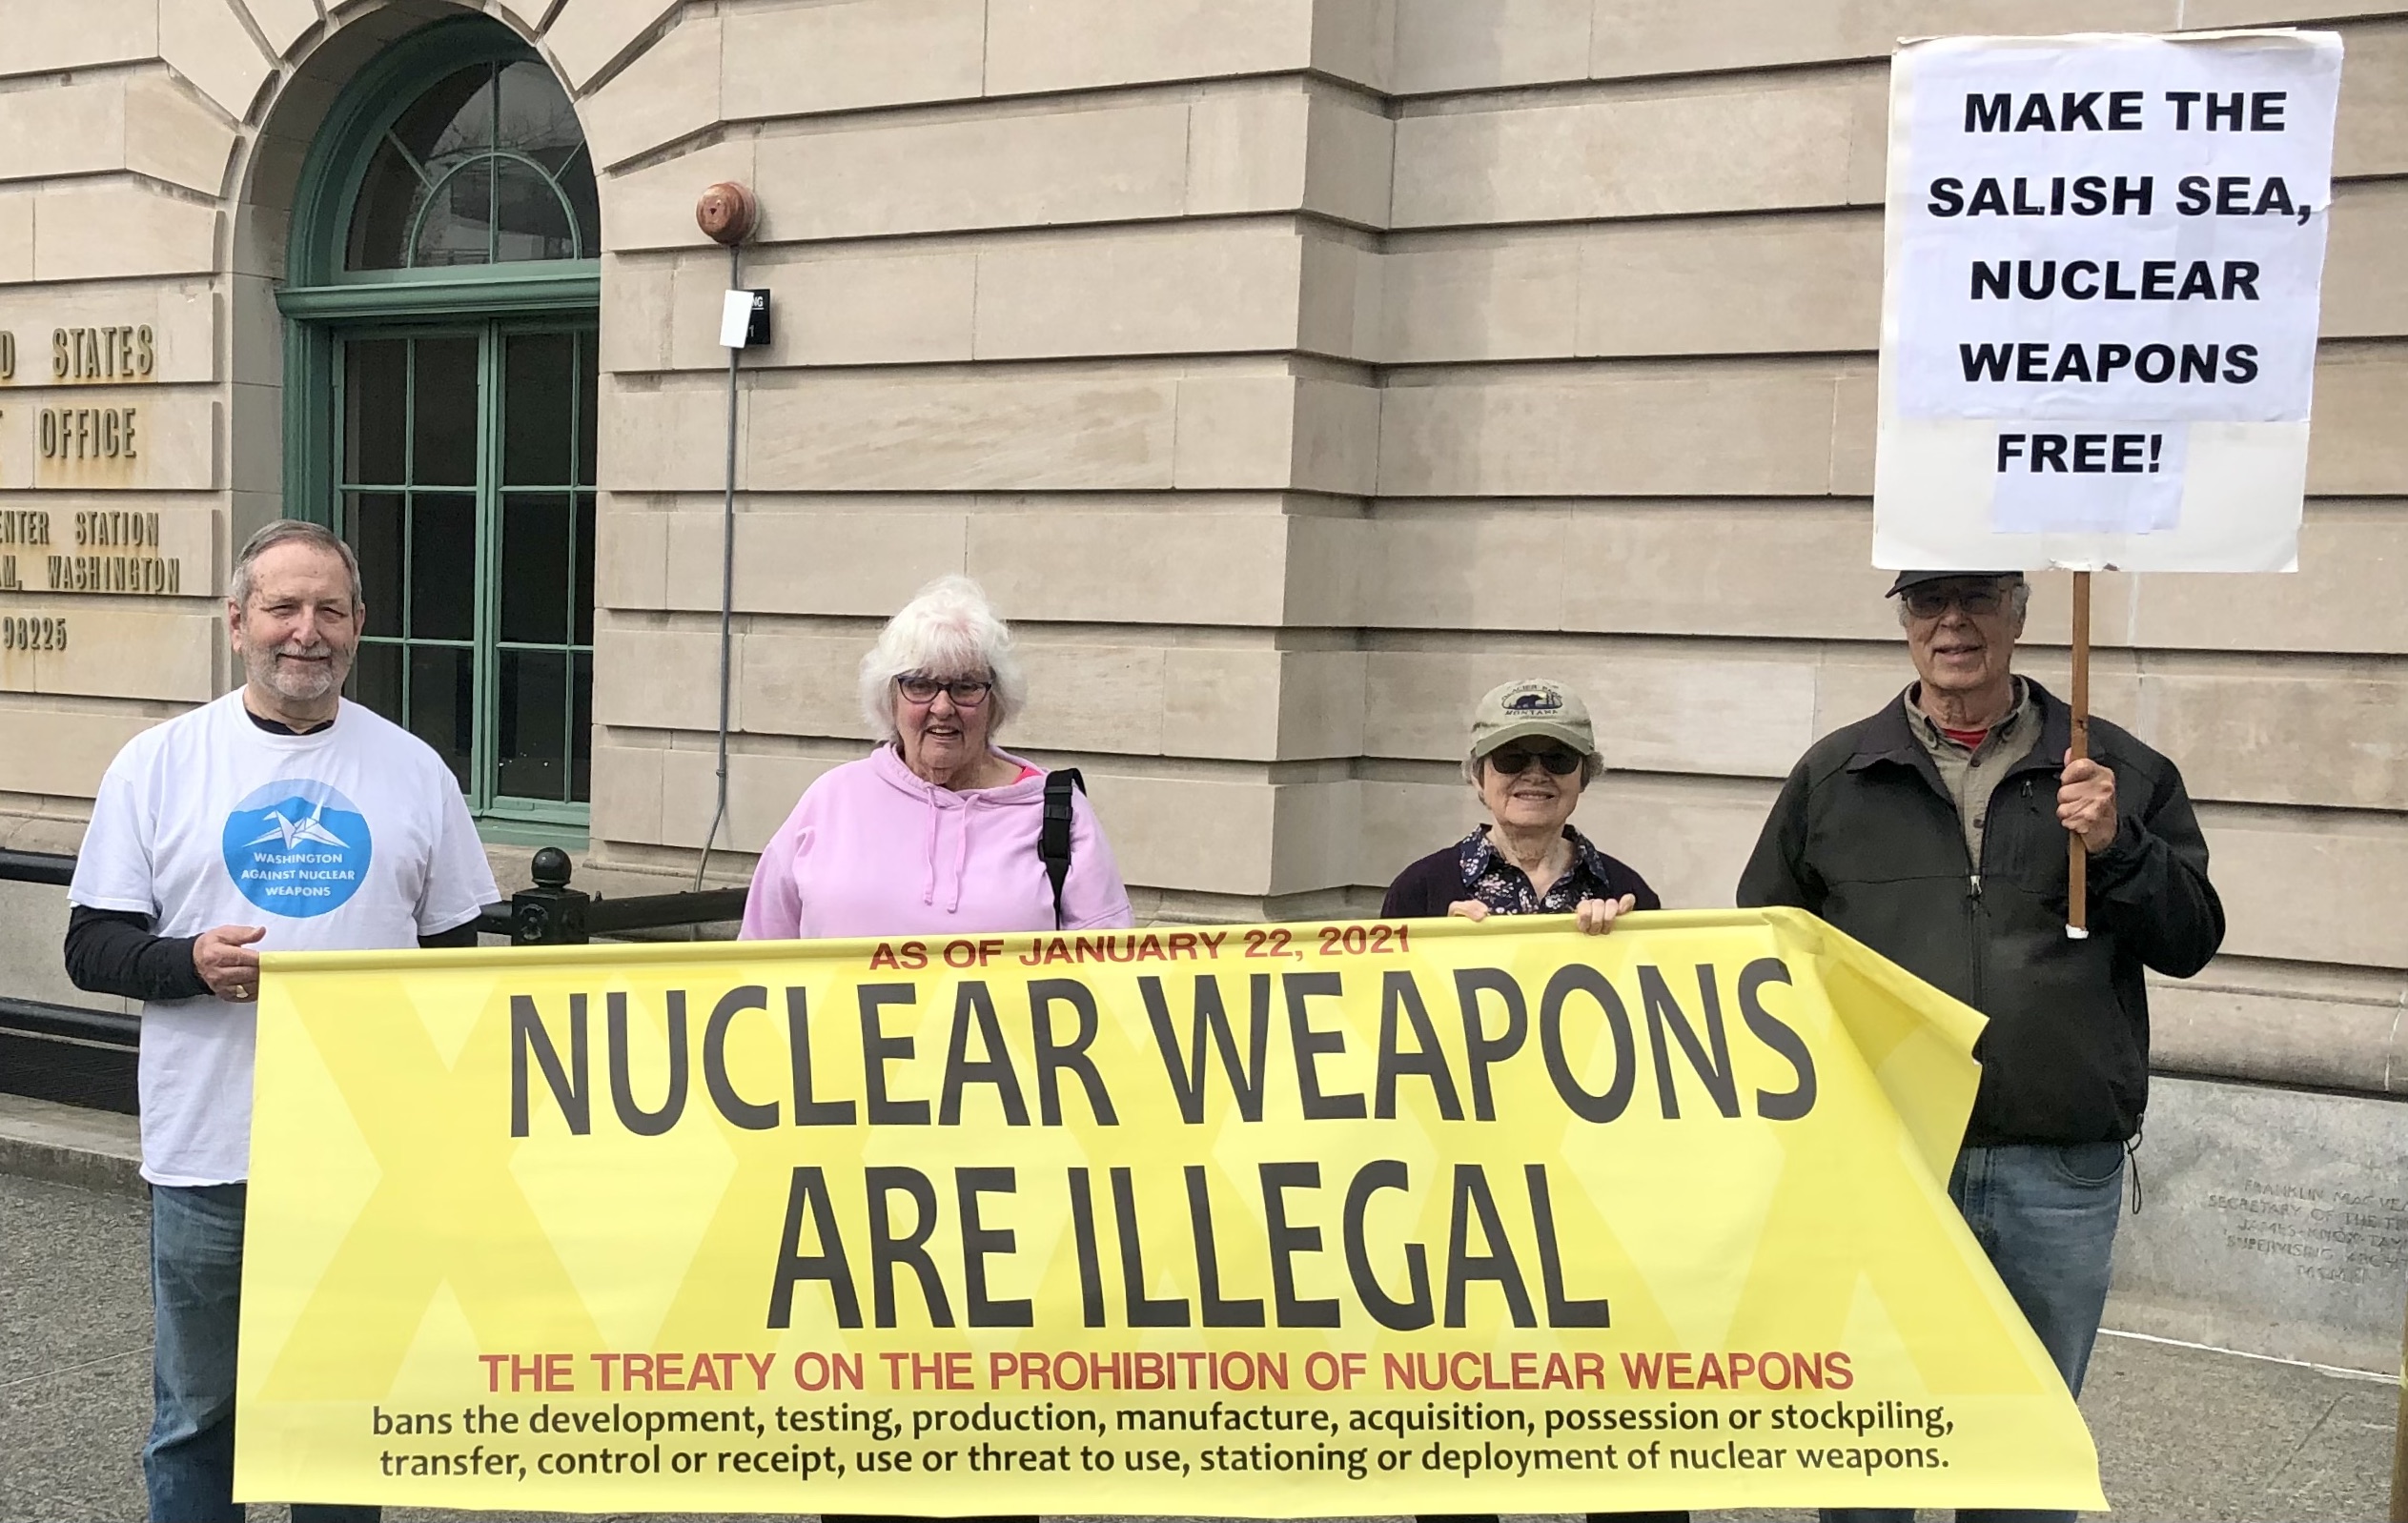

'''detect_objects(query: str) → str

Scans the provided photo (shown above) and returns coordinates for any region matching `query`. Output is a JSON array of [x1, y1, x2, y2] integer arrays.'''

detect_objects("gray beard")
[[248, 648, 341, 702]]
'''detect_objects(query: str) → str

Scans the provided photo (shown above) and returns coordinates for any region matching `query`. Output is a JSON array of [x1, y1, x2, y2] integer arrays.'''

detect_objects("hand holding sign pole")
[[1873, 30, 2343, 936]]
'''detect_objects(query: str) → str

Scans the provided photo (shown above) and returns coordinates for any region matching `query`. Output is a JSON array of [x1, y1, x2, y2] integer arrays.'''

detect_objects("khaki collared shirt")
[[1906, 678, 2041, 870]]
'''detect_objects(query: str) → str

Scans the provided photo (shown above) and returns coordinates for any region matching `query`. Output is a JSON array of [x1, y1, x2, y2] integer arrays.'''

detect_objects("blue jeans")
[[1822, 1141, 2125, 1523], [148, 1183, 378, 1523]]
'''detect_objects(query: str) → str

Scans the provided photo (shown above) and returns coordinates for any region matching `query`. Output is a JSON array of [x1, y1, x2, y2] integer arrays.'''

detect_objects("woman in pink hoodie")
[[743, 574, 1135, 943], [743, 577, 1131, 1523]]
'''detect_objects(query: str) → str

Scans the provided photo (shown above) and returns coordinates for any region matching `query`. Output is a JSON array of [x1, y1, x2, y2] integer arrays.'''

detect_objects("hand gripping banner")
[[235, 909, 2106, 1514]]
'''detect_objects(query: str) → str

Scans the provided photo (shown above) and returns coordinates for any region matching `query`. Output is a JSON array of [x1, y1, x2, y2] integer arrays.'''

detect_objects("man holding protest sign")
[[1768, 30, 2341, 1516], [1737, 567, 2222, 1521]]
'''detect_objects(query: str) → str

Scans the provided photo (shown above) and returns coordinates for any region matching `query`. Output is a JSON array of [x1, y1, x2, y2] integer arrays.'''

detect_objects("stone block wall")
[[0, 0, 2398, 1096]]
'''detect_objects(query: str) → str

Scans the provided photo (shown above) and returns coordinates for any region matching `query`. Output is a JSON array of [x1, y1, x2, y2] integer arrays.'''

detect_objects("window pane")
[[409, 645, 474, 792], [346, 65, 493, 273], [561, 146, 600, 260], [498, 649, 569, 802], [573, 493, 596, 645], [503, 333, 574, 485], [350, 640, 402, 722], [410, 494, 477, 641], [499, 61, 580, 163], [393, 65, 496, 162], [412, 336, 479, 485], [576, 335, 598, 486], [346, 492, 403, 624], [412, 160, 495, 267], [571, 649, 592, 803], [498, 62, 585, 263], [500, 493, 571, 644], [343, 341, 406, 484], [493, 159, 575, 264], [344, 139, 423, 272]]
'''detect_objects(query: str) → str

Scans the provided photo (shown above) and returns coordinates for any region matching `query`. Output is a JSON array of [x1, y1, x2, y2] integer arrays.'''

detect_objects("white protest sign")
[[1874, 31, 2342, 571]]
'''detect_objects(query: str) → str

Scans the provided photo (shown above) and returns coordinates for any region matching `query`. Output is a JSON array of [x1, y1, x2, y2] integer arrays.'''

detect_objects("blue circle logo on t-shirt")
[[220, 780, 375, 919]]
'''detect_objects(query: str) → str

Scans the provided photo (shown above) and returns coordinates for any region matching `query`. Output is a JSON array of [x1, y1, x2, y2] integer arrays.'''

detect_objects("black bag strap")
[[1041, 768, 1085, 929]]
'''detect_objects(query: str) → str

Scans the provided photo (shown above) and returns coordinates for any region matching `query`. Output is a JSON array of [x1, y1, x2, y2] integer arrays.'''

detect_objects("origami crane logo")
[[245, 800, 351, 852], [221, 779, 373, 919]]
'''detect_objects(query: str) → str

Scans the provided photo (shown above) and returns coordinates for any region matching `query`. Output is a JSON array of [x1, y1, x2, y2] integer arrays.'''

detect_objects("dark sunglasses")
[[1901, 583, 2010, 619], [1486, 744, 1582, 777]]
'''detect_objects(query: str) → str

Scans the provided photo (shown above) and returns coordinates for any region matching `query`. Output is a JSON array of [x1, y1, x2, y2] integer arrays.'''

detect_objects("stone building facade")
[[0, 0, 2400, 1363]]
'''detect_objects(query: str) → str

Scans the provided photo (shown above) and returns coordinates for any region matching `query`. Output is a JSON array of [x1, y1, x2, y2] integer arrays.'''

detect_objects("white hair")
[[857, 575, 1027, 742], [232, 519, 362, 610]]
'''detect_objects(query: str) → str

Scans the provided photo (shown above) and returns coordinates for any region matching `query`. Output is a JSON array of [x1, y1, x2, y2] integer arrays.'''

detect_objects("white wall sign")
[[1873, 31, 2342, 572]]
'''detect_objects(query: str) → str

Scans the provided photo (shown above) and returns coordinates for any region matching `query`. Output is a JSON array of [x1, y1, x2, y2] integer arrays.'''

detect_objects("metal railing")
[[498, 846, 747, 945], [0, 849, 74, 887], [0, 847, 746, 1115]]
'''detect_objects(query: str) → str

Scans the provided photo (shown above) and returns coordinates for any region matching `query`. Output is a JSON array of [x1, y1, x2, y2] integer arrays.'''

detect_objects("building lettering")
[[1, 615, 67, 651], [0, 510, 49, 546], [0, 331, 13, 381], [47, 554, 180, 595], [50, 325, 154, 382], [74, 510, 159, 548], [37, 407, 138, 460], [0, 554, 18, 591]]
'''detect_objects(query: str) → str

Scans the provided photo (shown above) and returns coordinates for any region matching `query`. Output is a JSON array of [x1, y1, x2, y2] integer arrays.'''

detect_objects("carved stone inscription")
[[51, 325, 155, 382], [0, 507, 188, 596], [2204, 1180, 2408, 1286], [0, 598, 217, 701], [0, 326, 155, 384], [38, 406, 139, 461], [0, 388, 213, 491], [2108, 1076, 2408, 1371]]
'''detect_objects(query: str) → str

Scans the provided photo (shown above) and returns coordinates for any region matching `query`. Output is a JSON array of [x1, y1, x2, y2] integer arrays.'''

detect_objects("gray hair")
[[231, 519, 363, 610], [1895, 574, 2030, 628], [1461, 750, 1607, 788], [857, 575, 1028, 741]]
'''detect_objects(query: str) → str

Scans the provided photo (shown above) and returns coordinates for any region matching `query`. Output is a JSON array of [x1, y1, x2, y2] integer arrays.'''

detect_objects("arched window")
[[343, 58, 599, 270], [281, 17, 600, 839]]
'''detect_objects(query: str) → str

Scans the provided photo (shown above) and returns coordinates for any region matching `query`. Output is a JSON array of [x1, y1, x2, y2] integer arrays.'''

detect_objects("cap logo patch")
[[1502, 684, 1564, 714]]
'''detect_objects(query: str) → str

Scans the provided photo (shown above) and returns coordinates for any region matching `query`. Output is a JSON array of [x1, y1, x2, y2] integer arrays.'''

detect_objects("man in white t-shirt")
[[66, 519, 497, 1523]]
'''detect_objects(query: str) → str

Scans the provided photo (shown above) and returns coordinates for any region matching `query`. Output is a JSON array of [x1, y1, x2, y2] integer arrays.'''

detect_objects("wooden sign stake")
[[2067, 570, 2092, 940]]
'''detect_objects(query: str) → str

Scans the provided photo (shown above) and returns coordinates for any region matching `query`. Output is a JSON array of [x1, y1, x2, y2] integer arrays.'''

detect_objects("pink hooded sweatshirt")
[[740, 744, 1134, 942]]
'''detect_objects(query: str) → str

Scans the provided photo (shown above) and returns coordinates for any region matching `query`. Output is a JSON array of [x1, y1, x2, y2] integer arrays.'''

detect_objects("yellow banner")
[[235, 908, 2104, 1514]]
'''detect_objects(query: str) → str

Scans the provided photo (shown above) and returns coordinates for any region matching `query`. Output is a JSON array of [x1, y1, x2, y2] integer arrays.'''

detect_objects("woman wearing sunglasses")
[[1381, 683, 1683, 1518], [1382, 678, 1659, 934]]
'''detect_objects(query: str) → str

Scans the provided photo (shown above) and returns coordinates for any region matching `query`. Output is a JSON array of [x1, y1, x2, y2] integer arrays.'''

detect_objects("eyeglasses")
[[1486, 744, 1583, 777], [896, 675, 993, 707], [1901, 583, 2011, 619]]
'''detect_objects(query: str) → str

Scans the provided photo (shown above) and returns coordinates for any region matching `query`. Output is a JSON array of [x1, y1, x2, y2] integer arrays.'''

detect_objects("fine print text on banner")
[[233, 912, 2104, 1516]]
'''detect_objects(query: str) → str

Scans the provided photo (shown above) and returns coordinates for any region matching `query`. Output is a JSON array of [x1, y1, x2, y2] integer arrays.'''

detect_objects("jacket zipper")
[[1965, 867, 1984, 1010], [1968, 771, 2042, 1009]]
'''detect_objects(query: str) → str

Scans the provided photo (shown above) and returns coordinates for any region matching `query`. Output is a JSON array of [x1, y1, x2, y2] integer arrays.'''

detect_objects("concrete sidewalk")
[[0, 1107, 2397, 1523]]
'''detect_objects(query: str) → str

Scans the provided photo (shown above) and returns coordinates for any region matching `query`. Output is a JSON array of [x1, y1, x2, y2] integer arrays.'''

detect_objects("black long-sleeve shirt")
[[62, 702, 488, 1003], [64, 906, 481, 1003]]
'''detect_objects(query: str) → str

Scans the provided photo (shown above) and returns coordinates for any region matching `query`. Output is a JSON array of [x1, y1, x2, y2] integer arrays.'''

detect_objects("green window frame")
[[280, 15, 601, 843]]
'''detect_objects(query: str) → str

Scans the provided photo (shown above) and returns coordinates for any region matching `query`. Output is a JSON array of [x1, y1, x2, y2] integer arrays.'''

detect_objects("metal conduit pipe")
[[689, 181, 760, 890]]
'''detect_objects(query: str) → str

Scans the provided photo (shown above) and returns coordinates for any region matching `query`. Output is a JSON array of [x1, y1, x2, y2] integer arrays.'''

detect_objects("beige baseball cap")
[[1469, 678, 1597, 760]]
